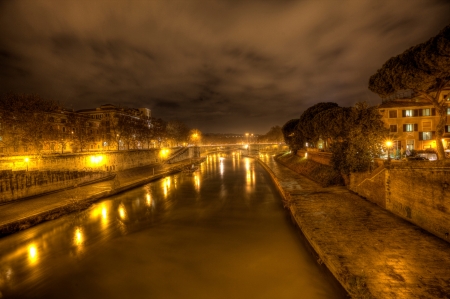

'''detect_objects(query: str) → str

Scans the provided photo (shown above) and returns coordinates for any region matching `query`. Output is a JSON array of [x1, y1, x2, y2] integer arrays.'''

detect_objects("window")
[[446, 125, 450, 133], [389, 110, 397, 118], [389, 125, 397, 132], [404, 124, 414, 132], [62, 127, 66, 133], [447, 107, 450, 115], [420, 132, 433, 140], [405, 109, 414, 117], [406, 140, 414, 150], [422, 108, 430, 116]]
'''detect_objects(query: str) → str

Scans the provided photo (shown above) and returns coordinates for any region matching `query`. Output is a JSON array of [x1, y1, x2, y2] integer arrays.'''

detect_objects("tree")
[[297, 102, 339, 148], [66, 112, 93, 152], [152, 118, 167, 148], [166, 120, 190, 146], [330, 102, 387, 174], [312, 106, 353, 150], [261, 125, 284, 143], [369, 24, 450, 159], [0, 93, 60, 155], [282, 119, 302, 152]]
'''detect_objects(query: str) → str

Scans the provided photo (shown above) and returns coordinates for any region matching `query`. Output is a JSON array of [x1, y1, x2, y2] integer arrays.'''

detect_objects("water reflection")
[[0, 153, 345, 299], [28, 244, 38, 265]]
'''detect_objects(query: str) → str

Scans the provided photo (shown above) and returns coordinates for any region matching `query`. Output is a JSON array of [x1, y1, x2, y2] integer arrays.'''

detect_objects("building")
[[378, 90, 450, 154], [77, 104, 152, 150]]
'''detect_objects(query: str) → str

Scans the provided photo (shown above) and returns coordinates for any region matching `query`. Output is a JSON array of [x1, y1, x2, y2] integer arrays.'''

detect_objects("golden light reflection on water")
[[74, 227, 83, 246], [194, 173, 200, 191], [28, 244, 38, 265], [118, 204, 127, 220], [163, 177, 171, 198], [219, 157, 224, 176], [146, 193, 152, 207]]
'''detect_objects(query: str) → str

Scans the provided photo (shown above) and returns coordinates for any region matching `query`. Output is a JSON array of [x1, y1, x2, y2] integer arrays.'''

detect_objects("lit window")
[[447, 108, 450, 115], [405, 124, 414, 132], [422, 108, 430, 116], [422, 132, 432, 140], [405, 109, 413, 117], [406, 140, 414, 150]]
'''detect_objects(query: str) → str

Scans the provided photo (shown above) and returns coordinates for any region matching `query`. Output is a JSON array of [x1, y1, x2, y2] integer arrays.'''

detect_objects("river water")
[[0, 153, 345, 299]]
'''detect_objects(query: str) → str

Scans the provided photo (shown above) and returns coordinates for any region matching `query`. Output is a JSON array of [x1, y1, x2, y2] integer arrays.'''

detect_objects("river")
[[0, 152, 346, 299]]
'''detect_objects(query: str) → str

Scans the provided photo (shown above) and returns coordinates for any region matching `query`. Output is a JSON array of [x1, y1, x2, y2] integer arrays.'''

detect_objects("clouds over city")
[[0, 0, 449, 133]]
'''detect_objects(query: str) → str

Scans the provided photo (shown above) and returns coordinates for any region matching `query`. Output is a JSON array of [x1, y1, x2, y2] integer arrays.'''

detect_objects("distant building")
[[378, 90, 450, 153], [77, 104, 152, 150]]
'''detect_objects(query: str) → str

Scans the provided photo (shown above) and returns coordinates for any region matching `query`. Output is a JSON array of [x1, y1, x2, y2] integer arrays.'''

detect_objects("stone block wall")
[[0, 149, 180, 172], [349, 165, 386, 208], [349, 161, 450, 243], [0, 170, 110, 203], [387, 162, 450, 242]]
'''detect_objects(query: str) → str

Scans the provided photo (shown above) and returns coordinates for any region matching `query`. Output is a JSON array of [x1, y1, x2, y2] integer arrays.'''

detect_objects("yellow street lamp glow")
[[24, 157, 29, 163], [386, 141, 392, 147]]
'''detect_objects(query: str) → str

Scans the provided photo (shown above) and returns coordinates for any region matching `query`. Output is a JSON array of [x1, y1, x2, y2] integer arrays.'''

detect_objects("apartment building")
[[378, 90, 450, 152]]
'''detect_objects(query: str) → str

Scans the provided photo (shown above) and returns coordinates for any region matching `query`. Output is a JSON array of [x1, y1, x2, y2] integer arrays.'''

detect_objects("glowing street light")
[[386, 140, 393, 161]]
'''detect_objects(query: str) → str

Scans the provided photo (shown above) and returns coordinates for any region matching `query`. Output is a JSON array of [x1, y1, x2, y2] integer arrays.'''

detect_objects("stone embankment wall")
[[0, 170, 111, 204], [349, 161, 450, 243], [297, 150, 333, 166], [0, 149, 182, 172]]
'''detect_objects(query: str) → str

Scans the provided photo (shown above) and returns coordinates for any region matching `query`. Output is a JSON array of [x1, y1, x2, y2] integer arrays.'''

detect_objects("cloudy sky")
[[0, 0, 449, 133]]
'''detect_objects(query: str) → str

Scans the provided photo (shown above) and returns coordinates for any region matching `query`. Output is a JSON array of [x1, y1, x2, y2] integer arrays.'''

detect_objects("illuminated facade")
[[77, 104, 152, 151], [379, 90, 450, 152]]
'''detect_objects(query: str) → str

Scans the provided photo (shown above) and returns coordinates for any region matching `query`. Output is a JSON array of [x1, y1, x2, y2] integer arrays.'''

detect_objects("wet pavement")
[[258, 155, 450, 299]]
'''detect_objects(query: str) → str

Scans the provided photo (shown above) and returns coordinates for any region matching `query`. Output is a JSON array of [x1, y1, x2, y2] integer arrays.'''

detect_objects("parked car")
[[407, 156, 429, 161]]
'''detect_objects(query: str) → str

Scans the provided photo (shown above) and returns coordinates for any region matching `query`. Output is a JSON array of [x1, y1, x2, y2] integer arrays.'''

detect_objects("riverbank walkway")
[[0, 160, 196, 235], [259, 156, 450, 299]]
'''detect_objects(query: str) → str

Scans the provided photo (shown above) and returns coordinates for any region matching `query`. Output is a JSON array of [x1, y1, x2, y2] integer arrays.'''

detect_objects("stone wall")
[[387, 162, 450, 242], [297, 150, 332, 166], [0, 149, 181, 172], [0, 170, 111, 204], [349, 160, 450, 242]]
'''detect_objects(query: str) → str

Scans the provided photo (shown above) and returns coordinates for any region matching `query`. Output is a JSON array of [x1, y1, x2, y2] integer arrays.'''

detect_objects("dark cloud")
[[0, 0, 449, 133]]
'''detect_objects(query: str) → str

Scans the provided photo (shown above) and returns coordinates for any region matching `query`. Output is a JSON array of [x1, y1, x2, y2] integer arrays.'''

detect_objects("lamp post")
[[386, 140, 392, 161]]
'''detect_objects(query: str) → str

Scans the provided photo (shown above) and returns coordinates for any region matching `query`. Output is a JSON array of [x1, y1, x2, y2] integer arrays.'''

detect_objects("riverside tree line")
[[0, 93, 198, 156]]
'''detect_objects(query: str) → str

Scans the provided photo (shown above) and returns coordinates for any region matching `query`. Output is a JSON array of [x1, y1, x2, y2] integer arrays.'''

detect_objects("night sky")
[[0, 1, 449, 134]]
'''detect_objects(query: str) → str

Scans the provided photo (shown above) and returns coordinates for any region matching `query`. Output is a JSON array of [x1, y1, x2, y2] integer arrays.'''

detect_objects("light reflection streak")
[[118, 204, 127, 220], [28, 244, 38, 265], [146, 193, 152, 207], [219, 157, 224, 176], [194, 173, 200, 191]]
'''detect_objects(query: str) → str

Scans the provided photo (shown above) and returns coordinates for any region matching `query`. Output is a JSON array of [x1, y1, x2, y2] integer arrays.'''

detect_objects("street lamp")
[[386, 140, 393, 161]]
